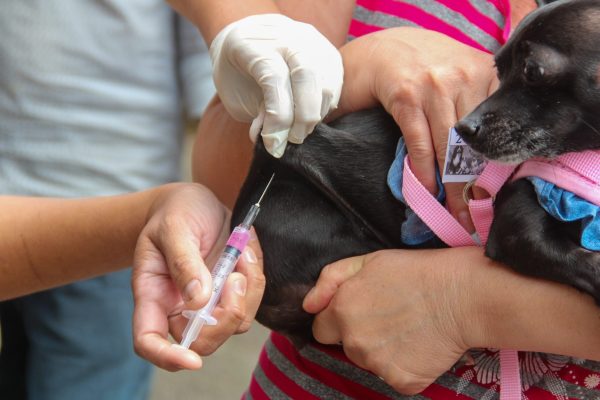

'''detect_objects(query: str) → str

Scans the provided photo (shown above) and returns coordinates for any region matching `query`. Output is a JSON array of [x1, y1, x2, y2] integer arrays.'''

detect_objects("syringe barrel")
[[179, 225, 251, 348], [203, 226, 250, 313]]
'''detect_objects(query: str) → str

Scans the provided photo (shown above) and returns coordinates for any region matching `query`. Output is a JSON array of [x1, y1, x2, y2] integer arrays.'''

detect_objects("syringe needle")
[[257, 173, 275, 206]]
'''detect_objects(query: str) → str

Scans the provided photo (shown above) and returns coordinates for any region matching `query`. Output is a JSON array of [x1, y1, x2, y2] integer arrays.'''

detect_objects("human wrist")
[[438, 247, 502, 351], [145, 183, 211, 222], [331, 35, 379, 119], [168, 0, 279, 45], [462, 255, 600, 359], [456, 250, 550, 351]]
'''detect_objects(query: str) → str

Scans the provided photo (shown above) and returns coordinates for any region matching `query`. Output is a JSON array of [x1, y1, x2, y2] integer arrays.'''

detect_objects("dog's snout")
[[455, 118, 480, 139]]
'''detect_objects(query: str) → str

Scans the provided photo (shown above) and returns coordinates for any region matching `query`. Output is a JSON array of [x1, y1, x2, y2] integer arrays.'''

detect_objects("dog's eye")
[[523, 61, 545, 84]]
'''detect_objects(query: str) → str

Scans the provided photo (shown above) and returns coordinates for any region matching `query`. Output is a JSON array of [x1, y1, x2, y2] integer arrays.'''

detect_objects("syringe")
[[179, 174, 275, 349]]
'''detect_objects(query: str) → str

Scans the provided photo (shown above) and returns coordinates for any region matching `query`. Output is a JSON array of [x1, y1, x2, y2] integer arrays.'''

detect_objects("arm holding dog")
[[330, 0, 537, 229], [305, 247, 600, 394], [332, 27, 499, 231]]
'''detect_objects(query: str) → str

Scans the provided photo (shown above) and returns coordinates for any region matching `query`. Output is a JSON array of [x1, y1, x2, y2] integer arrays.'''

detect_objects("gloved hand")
[[209, 14, 344, 158]]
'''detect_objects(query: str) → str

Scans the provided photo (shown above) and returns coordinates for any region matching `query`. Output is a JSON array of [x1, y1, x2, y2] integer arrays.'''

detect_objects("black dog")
[[456, 0, 600, 301], [232, 0, 600, 345]]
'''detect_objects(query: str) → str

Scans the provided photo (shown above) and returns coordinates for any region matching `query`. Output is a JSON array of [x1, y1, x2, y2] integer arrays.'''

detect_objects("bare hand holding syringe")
[[179, 174, 274, 349]]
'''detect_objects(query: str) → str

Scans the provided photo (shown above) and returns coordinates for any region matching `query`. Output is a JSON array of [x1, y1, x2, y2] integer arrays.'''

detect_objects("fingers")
[[449, 72, 497, 230], [176, 272, 248, 356], [312, 303, 343, 345], [285, 34, 343, 143], [246, 53, 294, 158], [170, 231, 264, 355], [160, 226, 213, 310], [426, 92, 474, 229], [395, 107, 437, 194], [133, 296, 202, 371], [286, 51, 323, 144], [303, 255, 365, 314], [233, 230, 265, 333], [137, 334, 203, 372]]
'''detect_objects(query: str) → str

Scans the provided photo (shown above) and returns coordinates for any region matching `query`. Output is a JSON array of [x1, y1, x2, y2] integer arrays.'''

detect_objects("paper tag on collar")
[[442, 128, 487, 183]]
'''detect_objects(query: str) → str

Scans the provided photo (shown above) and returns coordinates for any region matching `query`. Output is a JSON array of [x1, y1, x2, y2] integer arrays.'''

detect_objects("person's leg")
[[0, 300, 28, 399], [19, 269, 153, 400]]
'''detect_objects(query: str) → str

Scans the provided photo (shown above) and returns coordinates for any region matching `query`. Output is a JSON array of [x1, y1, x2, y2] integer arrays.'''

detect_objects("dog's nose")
[[455, 119, 480, 138]]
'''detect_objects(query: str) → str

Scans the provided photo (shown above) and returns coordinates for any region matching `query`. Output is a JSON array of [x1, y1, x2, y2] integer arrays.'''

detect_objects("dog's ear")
[[272, 108, 409, 248]]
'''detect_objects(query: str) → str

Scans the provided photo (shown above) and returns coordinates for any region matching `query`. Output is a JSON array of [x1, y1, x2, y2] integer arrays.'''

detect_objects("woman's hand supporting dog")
[[304, 247, 600, 395], [333, 28, 499, 230]]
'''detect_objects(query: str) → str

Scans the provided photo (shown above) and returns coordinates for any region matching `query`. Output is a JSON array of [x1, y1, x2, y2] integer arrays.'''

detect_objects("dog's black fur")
[[232, 0, 600, 345], [232, 109, 434, 343]]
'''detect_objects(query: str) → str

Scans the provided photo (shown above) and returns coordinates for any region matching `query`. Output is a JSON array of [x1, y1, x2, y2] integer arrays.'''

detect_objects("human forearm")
[[275, 0, 354, 47], [457, 247, 600, 360], [166, 0, 279, 45], [307, 245, 600, 375], [0, 185, 173, 299], [167, 0, 352, 47]]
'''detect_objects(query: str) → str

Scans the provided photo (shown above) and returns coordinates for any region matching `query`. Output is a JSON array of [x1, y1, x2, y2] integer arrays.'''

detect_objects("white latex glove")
[[209, 14, 344, 158]]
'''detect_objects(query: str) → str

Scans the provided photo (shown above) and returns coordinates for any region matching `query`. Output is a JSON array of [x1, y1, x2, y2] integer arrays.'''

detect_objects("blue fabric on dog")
[[528, 177, 600, 250], [387, 138, 446, 245]]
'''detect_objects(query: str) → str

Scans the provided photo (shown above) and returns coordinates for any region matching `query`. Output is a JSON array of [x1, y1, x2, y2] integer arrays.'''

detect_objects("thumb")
[[162, 231, 213, 310], [303, 255, 365, 314]]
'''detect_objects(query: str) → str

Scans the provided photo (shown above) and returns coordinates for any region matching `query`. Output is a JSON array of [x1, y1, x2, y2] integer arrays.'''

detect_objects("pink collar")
[[513, 150, 600, 207]]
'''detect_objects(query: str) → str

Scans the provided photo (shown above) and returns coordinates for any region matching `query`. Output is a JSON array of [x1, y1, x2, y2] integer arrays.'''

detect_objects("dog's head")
[[455, 0, 600, 163]]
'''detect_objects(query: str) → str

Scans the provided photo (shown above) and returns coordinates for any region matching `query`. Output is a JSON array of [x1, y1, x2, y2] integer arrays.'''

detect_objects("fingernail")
[[183, 279, 201, 302], [233, 278, 246, 296], [243, 248, 257, 264]]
